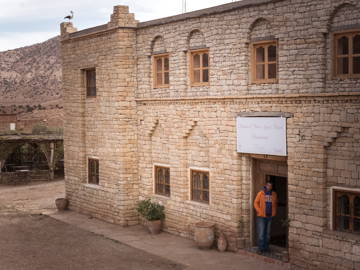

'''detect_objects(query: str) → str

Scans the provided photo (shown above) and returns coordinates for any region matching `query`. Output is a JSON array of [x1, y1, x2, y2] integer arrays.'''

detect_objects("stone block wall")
[[61, 11, 138, 225], [62, 0, 360, 269], [136, 0, 360, 100], [137, 95, 360, 269]]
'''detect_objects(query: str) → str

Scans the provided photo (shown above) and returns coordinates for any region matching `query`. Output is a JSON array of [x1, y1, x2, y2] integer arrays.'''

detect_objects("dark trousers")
[[256, 216, 272, 252]]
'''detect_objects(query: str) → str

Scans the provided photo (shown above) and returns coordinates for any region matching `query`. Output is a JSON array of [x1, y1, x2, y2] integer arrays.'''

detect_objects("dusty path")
[[0, 180, 65, 214], [0, 181, 184, 270], [0, 214, 184, 270], [0, 181, 287, 270]]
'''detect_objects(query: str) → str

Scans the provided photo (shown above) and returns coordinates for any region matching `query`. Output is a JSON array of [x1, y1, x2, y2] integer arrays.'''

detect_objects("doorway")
[[267, 175, 288, 248], [252, 158, 288, 249]]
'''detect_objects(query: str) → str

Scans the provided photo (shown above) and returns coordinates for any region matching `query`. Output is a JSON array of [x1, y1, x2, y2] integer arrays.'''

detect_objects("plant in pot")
[[137, 199, 165, 234]]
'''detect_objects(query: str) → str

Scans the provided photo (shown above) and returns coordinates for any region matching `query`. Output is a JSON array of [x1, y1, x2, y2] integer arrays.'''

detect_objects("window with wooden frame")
[[251, 41, 277, 83], [84, 68, 96, 97], [334, 31, 360, 78], [190, 170, 209, 203], [88, 158, 99, 185], [154, 166, 170, 196], [153, 54, 169, 88], [333, 190, 360, 233], [190, 49, 209, 86]]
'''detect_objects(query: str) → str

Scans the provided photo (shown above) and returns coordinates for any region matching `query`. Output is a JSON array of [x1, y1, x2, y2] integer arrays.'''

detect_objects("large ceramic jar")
[[194, 222, 215, 249], [55, 198, 69, 211]]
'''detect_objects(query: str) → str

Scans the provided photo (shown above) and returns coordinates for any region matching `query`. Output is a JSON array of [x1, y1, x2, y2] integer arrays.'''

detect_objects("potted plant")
[[137, 199, 165, 234]]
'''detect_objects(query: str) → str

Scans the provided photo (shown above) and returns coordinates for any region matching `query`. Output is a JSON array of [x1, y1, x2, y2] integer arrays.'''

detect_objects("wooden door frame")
[[250, 157, 288, 246]]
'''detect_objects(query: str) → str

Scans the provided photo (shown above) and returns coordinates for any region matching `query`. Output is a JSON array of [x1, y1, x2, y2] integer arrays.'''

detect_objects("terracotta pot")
[[217, 232, 227, 252], [147, 220, 162, 234], [194, 222, 215, 249], [55, 198, 69, 211]]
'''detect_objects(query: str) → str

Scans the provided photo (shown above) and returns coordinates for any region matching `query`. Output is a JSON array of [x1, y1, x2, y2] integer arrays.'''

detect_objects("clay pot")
[[55, 198, 69, 211], [217, 232, 227, 252], [194, 222, 215, 249], [147, 220, 162, 234]]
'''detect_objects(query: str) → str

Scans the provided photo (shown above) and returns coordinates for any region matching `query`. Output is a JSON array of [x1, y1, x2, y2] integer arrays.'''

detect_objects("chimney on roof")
[[60, 22, 77, 38], [108, 5, 138, 28]]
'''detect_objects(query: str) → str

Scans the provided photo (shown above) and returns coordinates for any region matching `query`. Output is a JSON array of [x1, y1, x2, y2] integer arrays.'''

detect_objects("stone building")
[[60, 0, 360, 268]]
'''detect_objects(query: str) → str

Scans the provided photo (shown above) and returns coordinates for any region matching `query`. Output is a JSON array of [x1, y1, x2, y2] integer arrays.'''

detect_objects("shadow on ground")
[[0, 213, 184, 270]]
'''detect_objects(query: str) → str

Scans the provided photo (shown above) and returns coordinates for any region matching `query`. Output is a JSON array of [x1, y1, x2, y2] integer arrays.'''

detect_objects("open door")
[[252, 159, 288, 249], [267, 175, 288, 248]]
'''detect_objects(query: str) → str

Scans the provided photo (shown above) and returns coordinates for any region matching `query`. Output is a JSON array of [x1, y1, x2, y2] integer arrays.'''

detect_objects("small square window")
[[334, 31, 360, 78], [190, 50, 209, 86], [190, 170, 209, 204], [153, 55, 169, 88], [154, 166, 170, 197], [84, 68, 96, 97], [251, 41, 278, 84], [333, 190, 360, 233], [88, 158, 99, 185]]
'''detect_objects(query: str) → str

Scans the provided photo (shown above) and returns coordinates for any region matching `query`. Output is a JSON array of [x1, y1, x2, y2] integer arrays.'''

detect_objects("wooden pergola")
[[0, 134, 63, 180]]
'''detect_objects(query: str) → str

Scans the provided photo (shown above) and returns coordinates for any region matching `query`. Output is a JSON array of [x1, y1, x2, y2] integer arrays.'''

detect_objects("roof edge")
[[138, 0, 278, 28]]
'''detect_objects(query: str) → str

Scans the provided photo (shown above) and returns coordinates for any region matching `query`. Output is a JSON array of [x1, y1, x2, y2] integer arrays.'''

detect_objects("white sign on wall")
[[10, 123, 16, 131], [236, 117, 287, 156]]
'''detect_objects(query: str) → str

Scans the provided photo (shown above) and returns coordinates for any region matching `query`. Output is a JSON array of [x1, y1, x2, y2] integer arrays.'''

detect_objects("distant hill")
[[0, 36, 63, 128], [0, 36, 62, 107]]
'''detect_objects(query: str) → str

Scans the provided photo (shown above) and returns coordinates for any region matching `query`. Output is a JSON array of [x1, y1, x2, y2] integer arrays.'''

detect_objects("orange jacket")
[[254, 190, 278, 217]]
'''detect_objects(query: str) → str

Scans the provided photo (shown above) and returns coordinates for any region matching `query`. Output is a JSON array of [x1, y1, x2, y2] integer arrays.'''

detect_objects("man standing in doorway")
[[254, 181, 278, 254]]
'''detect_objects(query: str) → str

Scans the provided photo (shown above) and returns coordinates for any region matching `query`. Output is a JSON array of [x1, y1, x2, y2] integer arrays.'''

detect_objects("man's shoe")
[[256, 249, 264, 255]]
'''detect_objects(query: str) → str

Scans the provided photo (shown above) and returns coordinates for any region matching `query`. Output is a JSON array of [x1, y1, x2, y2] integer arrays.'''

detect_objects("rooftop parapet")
[[60, 22, 77, 38], [60, 5, 138, 40], [108, 5, 138, 28]]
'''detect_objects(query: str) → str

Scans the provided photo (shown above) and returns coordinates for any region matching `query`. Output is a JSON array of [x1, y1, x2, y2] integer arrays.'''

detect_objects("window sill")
[[331, 76, 360, 80], [190, 83, 210, 87], [251, 80, 278, 85], [152, 194, 171, 200], [185, 200, 210, 208], [84, 183, 104, 190], [323, 229, 360, 242], [153, 85, 170, 89]]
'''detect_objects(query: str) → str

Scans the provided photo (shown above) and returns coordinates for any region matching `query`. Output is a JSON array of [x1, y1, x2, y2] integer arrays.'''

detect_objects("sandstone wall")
[[61, 14, 138, 225], [62, 0, 360, 269], [135, 0, 360, 268], [136, 0, 360, 99]]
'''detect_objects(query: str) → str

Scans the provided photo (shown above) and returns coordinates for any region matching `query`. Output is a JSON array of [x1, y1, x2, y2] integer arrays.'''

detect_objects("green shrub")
[[137, 199, 165, 221]]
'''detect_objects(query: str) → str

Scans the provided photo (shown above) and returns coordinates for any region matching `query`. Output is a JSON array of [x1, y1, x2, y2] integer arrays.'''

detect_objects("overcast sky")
[[0, 0, 235, 52]]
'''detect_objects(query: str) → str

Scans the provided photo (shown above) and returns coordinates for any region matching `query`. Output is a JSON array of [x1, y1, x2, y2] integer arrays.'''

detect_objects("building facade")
[[60, 0, 360, 268]]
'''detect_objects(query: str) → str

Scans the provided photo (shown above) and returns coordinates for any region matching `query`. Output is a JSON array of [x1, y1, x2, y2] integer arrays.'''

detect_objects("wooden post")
[[49, 142, 55, 180]]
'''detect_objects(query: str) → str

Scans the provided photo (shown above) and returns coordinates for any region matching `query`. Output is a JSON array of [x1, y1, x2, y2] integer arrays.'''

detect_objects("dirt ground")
[[0, 180, 65, 215], [0, 181, 184, 270]]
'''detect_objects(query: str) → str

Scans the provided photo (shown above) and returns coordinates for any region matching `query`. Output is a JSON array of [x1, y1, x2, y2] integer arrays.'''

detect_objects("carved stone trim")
[[148, 119, 159, 137], [324, 124, 352, 148], [183, 121, 198, 138]]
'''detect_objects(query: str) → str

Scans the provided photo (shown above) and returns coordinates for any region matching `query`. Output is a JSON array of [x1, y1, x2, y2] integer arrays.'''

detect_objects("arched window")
[[153, 54, 169, 88], [334, 190, 360, 233], [334, 31, 360, 78], [151, 36, 169, 88], [252, 41, 277, 83], [190, 50, 209, 85], [188, 30, 209, 86]]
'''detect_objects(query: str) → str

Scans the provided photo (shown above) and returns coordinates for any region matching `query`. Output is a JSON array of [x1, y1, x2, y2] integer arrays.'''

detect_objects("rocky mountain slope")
[[0, 36, 62, 108]]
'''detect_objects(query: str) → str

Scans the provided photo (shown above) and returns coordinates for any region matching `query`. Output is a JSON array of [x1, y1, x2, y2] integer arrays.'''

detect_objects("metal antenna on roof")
[[182, 0, 187, 13]]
